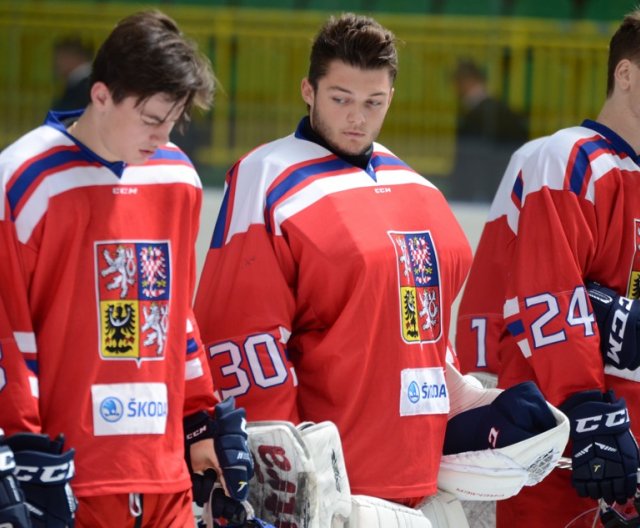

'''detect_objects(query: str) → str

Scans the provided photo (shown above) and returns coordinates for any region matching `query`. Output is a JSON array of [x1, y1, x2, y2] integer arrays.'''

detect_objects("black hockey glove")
[[0, 430, 31, 528], [184, 410, 215, 476], [191, 469, 248, 527], [185, 398, 253, 523], [599, 497, 640, 528], [186, 412, 247, 528], [443, 380, 557, 454], [587, 281, 640, 370], [6, 432, 77, 528], [212, 397, 253, 502], [209, 487, 248, 524], [560, 390, 639, 505], [199, 488, 276, 528]]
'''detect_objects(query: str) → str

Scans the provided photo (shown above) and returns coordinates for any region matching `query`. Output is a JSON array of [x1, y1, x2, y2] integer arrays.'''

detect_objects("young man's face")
[[92, 84, 185, 164], [301, 60, 394, 157]]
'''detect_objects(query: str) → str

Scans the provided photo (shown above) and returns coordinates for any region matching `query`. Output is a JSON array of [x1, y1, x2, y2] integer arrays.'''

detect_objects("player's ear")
[[90, 81, 111, 109], [614, 58, 633, 92], [301, 78, 314, 107]]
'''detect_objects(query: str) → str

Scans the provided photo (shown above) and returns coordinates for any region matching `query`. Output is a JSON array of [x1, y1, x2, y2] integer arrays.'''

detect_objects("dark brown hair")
[[91, 10, 214, 126], [307, 13, 398, 89], [607, 9, 640, 96]]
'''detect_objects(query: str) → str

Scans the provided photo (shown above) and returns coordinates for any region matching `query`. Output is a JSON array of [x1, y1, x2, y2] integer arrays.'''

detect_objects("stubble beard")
[[311, 105, 373, 158]]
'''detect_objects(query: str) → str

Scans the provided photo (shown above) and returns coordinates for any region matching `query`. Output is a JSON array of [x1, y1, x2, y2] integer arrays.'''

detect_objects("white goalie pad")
[[247, 420, 351, 528], [347, 495, 432, 528], [420, 490, 469, 528], [438, 365, 570, 501]]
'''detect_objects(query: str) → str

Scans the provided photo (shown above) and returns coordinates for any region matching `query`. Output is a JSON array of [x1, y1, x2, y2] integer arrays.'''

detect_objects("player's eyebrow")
[[140, 100, 185, 123], [327, 85, 387, 98], [140, 112, 165, 124]]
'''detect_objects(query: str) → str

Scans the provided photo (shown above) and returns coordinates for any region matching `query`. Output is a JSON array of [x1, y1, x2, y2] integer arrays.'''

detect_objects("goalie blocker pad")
[[247, 420, 351, 528], [349, 492, 472, 528], [348, 495, 432, 528], [437, 366, 569, 501], [420, 490, 469, 528], [247, 421, 447, 528]]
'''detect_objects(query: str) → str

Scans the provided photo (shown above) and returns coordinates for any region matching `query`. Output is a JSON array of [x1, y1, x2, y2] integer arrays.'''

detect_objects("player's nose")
[[347, 109, 365, 125], [153, 122, 174, 145]]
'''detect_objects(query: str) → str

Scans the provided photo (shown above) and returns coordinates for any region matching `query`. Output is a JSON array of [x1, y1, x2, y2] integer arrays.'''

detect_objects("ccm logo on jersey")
[[606, 297, 633, 365], [575, 408, 629, 433], [15, 460, 75, 483], [112, 187, 138, 195]]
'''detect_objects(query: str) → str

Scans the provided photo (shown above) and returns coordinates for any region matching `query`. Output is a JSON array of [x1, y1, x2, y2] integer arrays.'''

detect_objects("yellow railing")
[[0, 2, 617, 178]]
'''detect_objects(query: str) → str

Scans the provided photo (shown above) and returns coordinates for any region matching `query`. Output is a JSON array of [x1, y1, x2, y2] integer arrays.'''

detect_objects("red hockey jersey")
[[456, 137, 547, 375], [459, 120, 640, 415], [194, 120, 472, 500], [0, 111, 217, 496]]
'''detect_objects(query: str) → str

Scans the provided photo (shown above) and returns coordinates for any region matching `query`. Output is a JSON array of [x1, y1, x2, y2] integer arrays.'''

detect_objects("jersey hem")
[[350, 481, 437, 500], [72, 476, 191, 497]]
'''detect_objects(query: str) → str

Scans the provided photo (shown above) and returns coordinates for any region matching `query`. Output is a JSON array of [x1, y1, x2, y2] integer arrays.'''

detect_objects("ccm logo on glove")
[[606, 297, 633, 365], [586, 281, 640, 370], [574, 408, 630, 433], [14, 461, 75, 483], [185, 424, 208, 442]]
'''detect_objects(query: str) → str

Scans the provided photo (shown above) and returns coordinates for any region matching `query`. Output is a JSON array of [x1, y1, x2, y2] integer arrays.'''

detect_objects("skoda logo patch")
[[100, 397, 124, 422], [408, 381, 420, 403]]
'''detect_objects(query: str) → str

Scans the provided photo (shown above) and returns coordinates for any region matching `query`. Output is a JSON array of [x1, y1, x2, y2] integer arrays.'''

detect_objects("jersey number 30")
[[208, 334, 291, 399]]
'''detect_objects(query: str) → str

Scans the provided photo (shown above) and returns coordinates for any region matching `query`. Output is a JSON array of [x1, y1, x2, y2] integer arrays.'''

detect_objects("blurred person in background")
[[51, 36, 93, 111], [447, 58, 528, 203]]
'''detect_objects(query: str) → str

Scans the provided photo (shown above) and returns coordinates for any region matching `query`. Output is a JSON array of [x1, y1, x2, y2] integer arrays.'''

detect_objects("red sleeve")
[[502, 185, 604, 406], [183, 312, 218, 416], [456, 137, 548, 376], [456, 216, 514, 375], [194, 184, 299, 423], [183, 187, 218, 417], [0, 319, 39, 435], [0, 212, 40, 433]]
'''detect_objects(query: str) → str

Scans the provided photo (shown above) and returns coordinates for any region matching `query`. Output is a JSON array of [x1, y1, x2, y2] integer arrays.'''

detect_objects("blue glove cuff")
[[213, 397, 254, 502]]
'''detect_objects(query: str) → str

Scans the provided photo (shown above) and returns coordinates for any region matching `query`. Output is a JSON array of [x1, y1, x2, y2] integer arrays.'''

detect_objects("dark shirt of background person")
[[51, 37, 93, 111], [448, 59, 529, 202]]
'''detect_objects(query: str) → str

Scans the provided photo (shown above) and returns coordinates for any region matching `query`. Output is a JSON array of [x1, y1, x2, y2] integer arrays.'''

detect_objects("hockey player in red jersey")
[[456, 9, 640, 527], [456, 136, 546, 380], [0, 10, 253, 527], [194, 12, 474, 520]]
